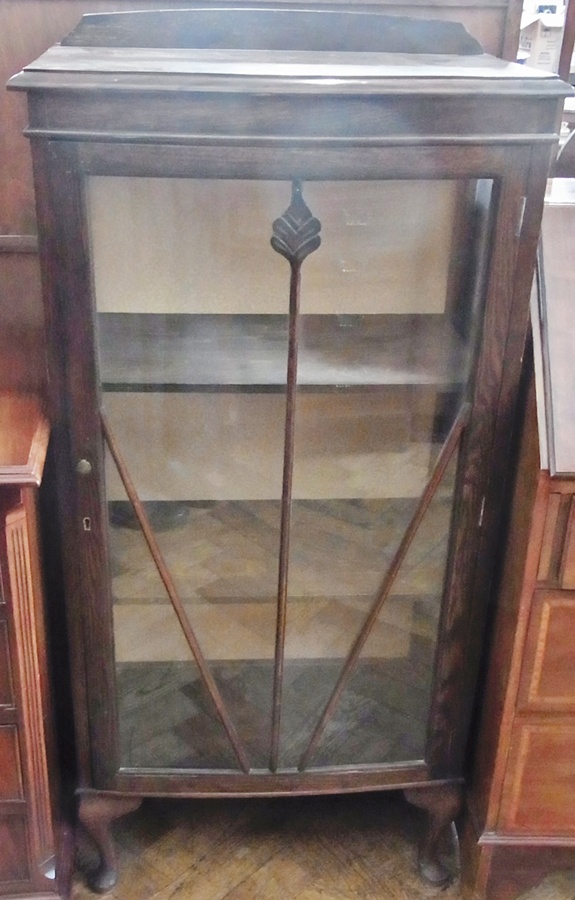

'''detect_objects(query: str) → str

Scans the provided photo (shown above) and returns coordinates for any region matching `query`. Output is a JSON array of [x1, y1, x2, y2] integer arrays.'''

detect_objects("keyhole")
[[83, 517, 92, 532]]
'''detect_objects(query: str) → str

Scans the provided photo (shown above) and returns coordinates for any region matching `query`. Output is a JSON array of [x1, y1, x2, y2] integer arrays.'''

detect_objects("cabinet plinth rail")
[[270, 180, 321, 771]]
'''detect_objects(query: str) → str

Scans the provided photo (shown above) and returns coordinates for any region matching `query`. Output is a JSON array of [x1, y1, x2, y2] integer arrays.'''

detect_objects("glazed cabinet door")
[[38, 141, 538, 790]]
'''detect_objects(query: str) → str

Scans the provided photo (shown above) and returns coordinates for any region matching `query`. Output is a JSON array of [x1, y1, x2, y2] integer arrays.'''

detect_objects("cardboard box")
[[520, 10, 564, 71]]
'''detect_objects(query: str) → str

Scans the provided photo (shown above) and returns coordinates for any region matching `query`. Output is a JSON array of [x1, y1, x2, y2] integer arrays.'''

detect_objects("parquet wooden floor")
[[73, 791, 463, 899], [72, 791, 575, 899]]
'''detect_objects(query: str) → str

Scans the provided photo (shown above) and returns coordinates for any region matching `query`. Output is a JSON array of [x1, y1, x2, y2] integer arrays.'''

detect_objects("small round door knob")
[[76, 458, 92, 476]]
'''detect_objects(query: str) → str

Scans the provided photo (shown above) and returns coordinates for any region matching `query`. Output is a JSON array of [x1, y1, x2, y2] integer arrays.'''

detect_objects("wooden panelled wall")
[[0, 0, 522, 398]]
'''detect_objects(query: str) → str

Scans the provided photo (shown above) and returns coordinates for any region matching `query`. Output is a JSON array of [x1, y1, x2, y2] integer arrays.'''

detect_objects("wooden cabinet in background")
[[0, 395, 68, 898], [461, 194, 575, 899]]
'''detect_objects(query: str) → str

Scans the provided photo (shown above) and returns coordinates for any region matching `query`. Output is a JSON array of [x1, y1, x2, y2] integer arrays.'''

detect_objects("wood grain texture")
[[0, 816, 29, 883], [460, 362, 546, 836], [0, 394, 48, 484], [471, 844, 575, 900], [0, 621, 15, 709], [518, 591, 575, 710], [536, 492, 562, 582], [501, 722, 575, 834], [6, 500, 55, 869], [60, 7, 485, 53], [0, 726, 23, 800], [559, 499, 575, 588], [0, 400, 66, 896]]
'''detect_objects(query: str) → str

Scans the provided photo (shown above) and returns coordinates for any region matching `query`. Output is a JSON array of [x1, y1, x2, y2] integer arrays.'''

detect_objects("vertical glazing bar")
[[269, 181, 321, 772], [270, 261, 300, 772]]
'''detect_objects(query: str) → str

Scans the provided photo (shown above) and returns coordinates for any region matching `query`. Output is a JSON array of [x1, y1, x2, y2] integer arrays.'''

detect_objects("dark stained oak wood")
[[61, 7, 484, 54], [12, 6, 570, 893], [404, 782, 463, 885], [78, 794, 142, 893], [270, 182, 321, 772]]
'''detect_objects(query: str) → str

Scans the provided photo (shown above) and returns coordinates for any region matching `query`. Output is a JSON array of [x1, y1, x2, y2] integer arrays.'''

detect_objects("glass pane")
[[108, 458, 241, 770], [89, 178, 290, 770], [103, 389, 287, 769], [279, 180, 484, 768], [308, 452, 458, 767], [88, 175, 489, 774]]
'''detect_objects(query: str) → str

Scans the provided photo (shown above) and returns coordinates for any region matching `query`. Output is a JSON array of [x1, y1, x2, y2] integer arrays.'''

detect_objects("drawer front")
[[0, 726, 23, 800], [560, 499, 575, 589], [0, 619, 14, 710], [501, 720, 575, 834], [535, 492, 575, 590], [518, 590, 575, 712], [0, 816, 30, 884]]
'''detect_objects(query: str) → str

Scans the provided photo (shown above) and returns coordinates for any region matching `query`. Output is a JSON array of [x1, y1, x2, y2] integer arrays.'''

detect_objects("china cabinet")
[[8, 6, 570, 892]]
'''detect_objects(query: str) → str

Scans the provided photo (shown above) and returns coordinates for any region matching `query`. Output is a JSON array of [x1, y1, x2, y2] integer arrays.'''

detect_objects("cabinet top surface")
[[11, 45, 569, 97], [8, 7, 570, 99]]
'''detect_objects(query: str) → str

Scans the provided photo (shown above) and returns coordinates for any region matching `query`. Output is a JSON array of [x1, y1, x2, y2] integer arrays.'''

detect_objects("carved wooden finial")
[[271, 180, 321, 264]]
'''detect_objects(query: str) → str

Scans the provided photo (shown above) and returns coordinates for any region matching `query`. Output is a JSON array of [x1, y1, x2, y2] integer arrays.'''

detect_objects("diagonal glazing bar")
[[101, 411, 251, 774], [298, 402, 470, 772], [269, 181, 321, 772]]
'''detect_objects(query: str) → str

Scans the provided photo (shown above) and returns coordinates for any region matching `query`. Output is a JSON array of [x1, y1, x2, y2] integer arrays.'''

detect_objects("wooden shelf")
[[98, 313, 469, 392]]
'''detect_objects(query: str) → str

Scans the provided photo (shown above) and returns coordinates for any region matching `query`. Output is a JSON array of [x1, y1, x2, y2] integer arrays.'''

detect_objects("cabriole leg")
[[78, 793, 143, 893], [404, 783, 463, 886]]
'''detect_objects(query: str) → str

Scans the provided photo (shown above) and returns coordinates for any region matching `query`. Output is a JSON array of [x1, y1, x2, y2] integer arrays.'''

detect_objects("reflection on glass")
[[87, 175, 487, 773], [307, 453, 458, 767], [103, 389, 286, 769], [279, 177, 479, 768]]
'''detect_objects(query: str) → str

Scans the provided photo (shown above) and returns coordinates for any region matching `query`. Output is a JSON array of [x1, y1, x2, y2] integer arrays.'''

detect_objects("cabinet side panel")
[[468, 363, 544, 830]]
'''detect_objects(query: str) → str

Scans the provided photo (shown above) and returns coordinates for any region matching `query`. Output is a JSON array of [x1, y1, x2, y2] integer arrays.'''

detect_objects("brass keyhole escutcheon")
[[76, 458, 92, 476]]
